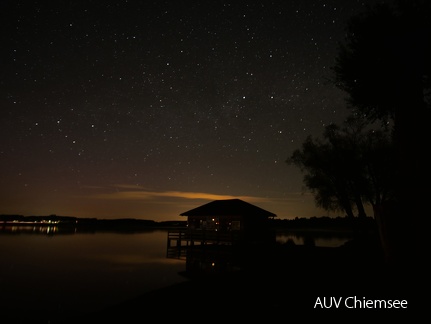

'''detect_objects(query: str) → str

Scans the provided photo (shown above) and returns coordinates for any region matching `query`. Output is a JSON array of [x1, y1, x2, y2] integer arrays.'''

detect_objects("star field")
[[1, 0, 382, 220]]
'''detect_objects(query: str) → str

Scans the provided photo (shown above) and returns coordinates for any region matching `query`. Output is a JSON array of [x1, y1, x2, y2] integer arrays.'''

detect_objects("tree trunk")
[[373, 202, 408, 264], [354, 195, 367, 218]]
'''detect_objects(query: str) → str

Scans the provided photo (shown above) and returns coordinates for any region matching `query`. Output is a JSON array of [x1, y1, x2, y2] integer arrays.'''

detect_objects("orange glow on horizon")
[[89, 188, 272, 203]]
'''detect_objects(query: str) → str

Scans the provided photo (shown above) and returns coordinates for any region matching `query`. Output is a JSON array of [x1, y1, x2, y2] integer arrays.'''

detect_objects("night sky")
[[1, 0, 383, 221]]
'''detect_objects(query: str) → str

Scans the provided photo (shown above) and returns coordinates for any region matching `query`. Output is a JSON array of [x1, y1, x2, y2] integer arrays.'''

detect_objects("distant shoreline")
[[1, 213, 376, 235]]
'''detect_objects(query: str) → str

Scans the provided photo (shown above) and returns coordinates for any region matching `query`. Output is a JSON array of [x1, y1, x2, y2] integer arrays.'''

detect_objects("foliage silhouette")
[[331, 0, 430, 264], [287, 116, 394, 218]]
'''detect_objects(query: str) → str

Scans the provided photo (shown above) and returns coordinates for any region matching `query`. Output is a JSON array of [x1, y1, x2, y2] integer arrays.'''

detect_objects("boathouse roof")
[[180, 198, 276, 218]]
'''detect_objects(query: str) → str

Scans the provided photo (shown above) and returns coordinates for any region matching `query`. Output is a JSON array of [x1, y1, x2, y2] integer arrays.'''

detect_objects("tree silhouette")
[[289, 132, 357, 218], [333, 0, 431, 121], [332, 0, 430, 264], [287, 116, 394, 219]]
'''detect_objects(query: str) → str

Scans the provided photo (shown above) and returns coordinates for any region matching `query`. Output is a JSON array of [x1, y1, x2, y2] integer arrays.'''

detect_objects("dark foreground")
[[5, 236, 424, 323]]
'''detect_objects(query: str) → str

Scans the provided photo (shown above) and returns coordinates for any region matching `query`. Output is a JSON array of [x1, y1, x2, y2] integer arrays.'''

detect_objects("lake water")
[[0, 227, 352, 322]]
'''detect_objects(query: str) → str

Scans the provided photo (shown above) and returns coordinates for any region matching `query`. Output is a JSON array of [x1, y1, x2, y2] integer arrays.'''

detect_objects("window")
[[231, 221, 241, 230]]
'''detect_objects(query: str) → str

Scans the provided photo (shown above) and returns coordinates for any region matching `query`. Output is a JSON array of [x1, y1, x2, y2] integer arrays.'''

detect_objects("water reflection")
[[1, 225, 59, 234], [0, 225, 354, 247], [166, 230, 354, 278], [275, 230, 352, 247], [180, 246, 243, 278]]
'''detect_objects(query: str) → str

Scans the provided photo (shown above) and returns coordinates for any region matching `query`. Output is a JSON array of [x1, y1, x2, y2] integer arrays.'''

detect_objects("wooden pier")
[[167, 229, 242, 247]]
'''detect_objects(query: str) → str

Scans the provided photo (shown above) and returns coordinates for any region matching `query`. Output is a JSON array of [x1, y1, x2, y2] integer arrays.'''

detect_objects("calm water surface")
[[0, 229, 187, 320], [0, 227, 351, 321]]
